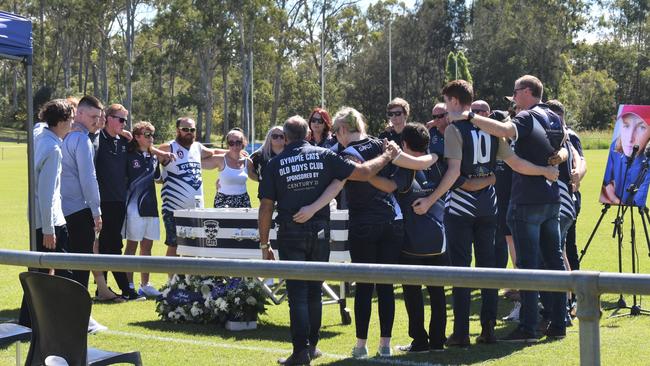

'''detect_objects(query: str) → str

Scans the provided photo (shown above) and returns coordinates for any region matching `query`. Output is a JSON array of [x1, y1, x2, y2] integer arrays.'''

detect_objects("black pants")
[[277, 221, 330, 354], [445, 213, 498, 336], [401, 253, 449, 348], [65, 208, 95, 288], [349, 221, 403, 339], [19, 226, 73, 327], [98, 201, 130, 293]]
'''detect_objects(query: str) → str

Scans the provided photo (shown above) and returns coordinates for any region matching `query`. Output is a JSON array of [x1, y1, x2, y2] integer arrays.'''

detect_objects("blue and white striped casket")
[[175, 208, 350, 261]]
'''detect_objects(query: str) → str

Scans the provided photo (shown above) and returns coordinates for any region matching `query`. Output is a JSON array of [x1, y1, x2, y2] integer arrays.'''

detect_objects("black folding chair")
[[19, 272, 142, 366], [0, 322, 31, 366]]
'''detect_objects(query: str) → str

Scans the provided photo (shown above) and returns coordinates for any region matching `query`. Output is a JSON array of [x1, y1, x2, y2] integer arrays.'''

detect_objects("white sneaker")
[[502, 301, 521, 322], [138, 283, 161, 297], [88, 316, 108, 334], [44, 355, 69, 366]]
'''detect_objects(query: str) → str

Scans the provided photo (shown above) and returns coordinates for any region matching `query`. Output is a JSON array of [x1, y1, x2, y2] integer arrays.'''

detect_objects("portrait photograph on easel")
[[581, 105, 650, 316], [601, 105, 650, 207]]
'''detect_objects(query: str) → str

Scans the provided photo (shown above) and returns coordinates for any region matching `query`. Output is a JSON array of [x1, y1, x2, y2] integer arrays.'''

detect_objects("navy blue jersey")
[[95, 129, 128, 202], [495, 156, 512, 212], [250, 150, 277, 182], [379, 129, 402, 145], [309, 135, 338, 149], [453, 120, 499, 178], [341, 137, 398, 225], [568, 129, 583, 157], [444, 121, 509, 217], [125, 150, 159, 217], [429, 127, 445, 156], [259, 140, 355, 223], [393, 167, 446, 256], [558, 140, 576, 219], [510, 104, 562, 205]]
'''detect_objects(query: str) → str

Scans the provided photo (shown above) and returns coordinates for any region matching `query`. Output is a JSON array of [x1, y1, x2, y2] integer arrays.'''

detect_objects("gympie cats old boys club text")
[[278, 152, 325, 190]]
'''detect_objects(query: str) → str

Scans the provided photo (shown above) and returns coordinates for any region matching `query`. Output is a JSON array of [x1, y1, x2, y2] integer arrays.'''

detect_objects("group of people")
[[258, 75, 587, 365], [24, 73, 588, 365], [22, 96, 246, 333]]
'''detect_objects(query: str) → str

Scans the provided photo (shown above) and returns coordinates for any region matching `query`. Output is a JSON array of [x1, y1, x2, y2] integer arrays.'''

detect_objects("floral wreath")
[[155, 274, 267, 324]]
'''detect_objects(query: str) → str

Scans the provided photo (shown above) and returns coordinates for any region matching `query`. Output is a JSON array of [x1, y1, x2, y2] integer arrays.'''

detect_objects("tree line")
[[0, 0, 648, 142]]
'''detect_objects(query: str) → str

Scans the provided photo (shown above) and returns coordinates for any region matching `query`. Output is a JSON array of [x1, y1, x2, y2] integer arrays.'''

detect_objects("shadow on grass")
[[321, 338, 533, 365], [127, 319, 343, 342]]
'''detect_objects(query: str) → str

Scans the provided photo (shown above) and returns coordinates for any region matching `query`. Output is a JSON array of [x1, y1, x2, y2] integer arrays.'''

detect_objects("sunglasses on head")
[[228, 140, 243, 147], [179, 127, 196, 133], [110, 115, 127, 124], [386, 111, 403, 118], [432, 112, 447, 119], [271, 133, 285, 140], [310, 117, 324, 124]]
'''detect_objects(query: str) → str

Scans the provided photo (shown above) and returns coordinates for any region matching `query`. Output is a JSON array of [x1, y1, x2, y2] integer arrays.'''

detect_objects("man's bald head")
[[471, 100, 491, 117], [284, 115, 309, 143], [432, 103, 446, 115]]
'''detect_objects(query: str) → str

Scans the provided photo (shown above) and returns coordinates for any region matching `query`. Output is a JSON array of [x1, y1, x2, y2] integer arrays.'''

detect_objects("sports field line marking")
[[106, 329, 450, 366]]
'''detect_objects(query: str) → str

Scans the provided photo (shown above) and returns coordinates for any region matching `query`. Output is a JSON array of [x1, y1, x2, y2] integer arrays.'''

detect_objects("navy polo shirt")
[[95, 129, 128, 202], [510, 104, 562, 205], [259, 140, 355, 223]]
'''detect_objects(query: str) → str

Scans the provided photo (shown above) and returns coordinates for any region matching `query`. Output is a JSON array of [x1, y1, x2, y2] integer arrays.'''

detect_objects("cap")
[[619, 105, 650, 125], [489, 110, 510, 122]]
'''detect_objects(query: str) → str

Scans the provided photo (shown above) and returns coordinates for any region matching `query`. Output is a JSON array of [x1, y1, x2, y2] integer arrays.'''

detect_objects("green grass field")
[[1, 143, 650, 365]]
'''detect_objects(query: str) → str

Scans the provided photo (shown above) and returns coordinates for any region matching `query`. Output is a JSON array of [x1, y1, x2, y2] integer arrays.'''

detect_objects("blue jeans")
[[277, 221, 330, 353], [445, 213, 498, 336], [507, 203, 567, 334], [540, 213, 574, 322]]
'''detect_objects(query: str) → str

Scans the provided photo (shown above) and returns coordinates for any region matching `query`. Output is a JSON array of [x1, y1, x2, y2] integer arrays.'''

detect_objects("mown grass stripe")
[[105, 329, 450, 366]]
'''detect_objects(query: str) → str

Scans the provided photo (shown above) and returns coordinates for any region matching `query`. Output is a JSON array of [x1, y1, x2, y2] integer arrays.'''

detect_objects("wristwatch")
[[259, 242, 270, 250], [467, 111, 476, 121]]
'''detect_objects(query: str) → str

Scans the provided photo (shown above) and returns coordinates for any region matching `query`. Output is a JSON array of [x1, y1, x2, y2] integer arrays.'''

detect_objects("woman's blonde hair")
[[257, 125, 283, 160], [332, 107, 366, 134]]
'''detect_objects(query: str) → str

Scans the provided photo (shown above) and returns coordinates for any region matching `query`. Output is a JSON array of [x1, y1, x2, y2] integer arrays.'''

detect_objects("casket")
[[174, 208, 350, 262], [174, 207, 353, 325]]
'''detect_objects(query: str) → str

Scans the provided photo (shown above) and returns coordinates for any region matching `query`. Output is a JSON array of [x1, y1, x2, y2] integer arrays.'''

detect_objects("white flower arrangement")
[[155, 274, 267, 325]]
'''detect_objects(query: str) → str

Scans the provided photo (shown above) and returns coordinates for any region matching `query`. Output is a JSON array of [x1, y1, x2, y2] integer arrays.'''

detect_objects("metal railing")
[[2, 249, 650, 366]]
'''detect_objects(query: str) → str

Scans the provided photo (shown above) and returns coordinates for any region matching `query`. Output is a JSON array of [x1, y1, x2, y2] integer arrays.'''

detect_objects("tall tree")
[[156, 0, 233, 142]]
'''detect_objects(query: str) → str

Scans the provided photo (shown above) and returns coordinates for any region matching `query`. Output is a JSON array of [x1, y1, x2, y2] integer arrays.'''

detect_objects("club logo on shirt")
[[203, 220, 220, 247], [132, 160, 141, 169], [177, 150, 184, 159]]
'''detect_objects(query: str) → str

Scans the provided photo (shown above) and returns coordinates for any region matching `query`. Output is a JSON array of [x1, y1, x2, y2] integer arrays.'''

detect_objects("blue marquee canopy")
[[0, 10, 36, 251], [0, 10, 33, 62]]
